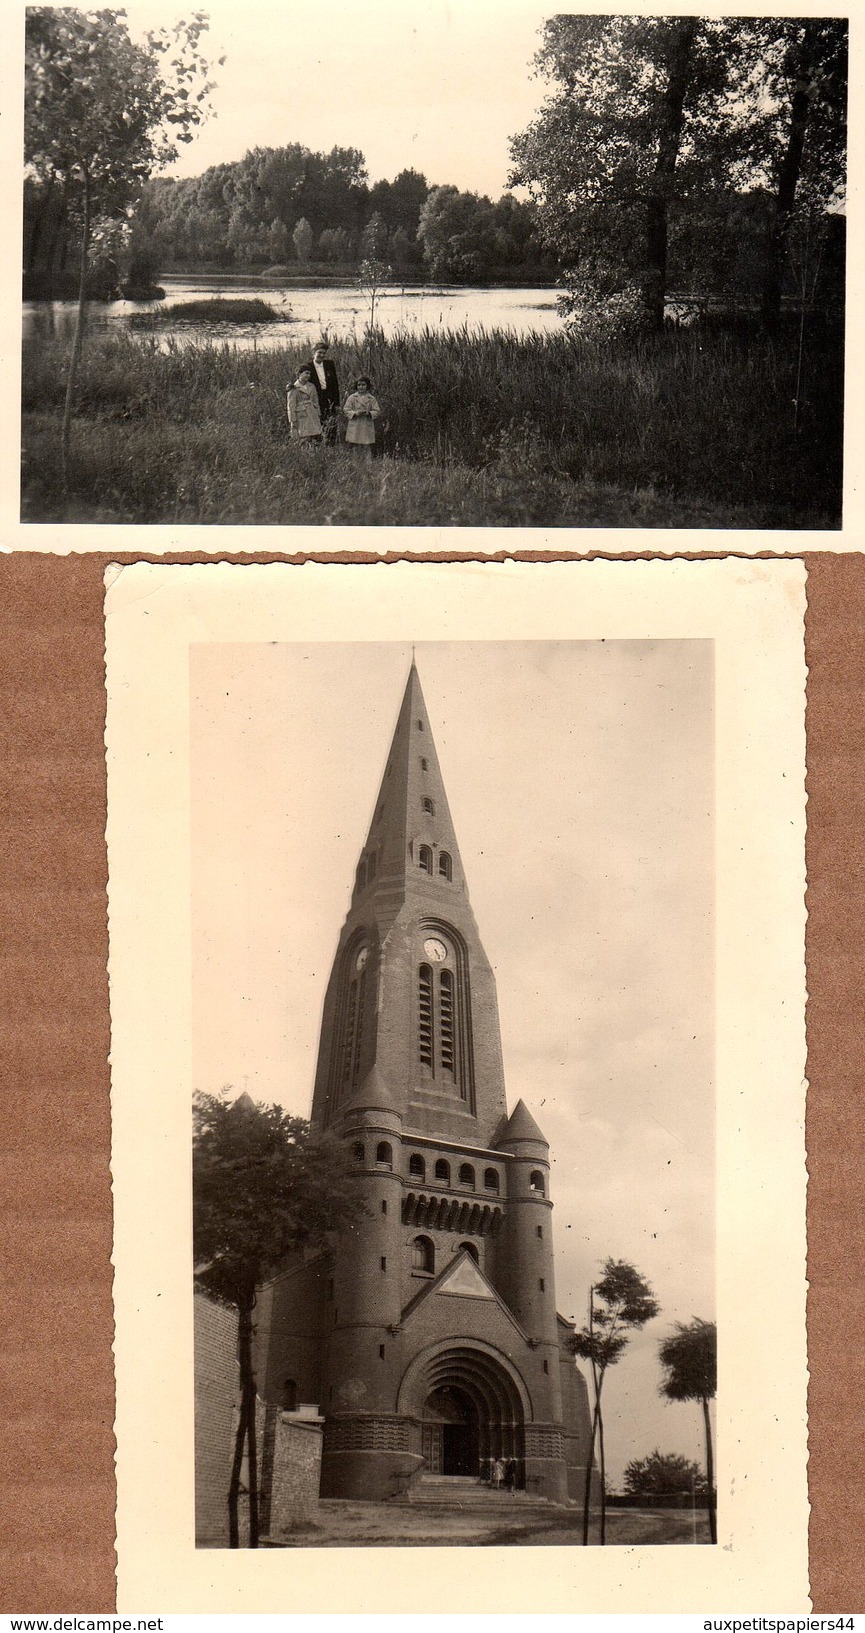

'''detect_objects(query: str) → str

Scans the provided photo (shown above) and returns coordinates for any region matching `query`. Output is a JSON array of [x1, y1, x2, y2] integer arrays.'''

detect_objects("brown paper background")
[[1, 547, 861, 1613]]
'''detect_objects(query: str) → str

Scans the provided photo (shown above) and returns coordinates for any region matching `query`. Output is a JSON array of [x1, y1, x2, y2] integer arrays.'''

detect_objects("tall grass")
[[21, 321, 843, 526]]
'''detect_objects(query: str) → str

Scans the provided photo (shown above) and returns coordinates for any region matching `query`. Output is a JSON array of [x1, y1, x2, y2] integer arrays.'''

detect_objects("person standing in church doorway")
[[306, 338, 341, 445]]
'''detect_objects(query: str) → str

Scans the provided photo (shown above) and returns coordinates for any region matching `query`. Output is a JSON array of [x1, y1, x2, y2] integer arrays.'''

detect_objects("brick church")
[[256, 661, 593, 1505]]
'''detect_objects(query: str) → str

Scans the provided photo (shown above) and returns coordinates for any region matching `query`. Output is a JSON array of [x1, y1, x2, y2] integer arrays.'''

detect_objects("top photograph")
[[21, 6, 846, 530]]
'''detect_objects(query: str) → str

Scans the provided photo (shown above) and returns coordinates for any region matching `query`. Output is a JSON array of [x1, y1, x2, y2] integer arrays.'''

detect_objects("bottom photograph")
[[190, 639, 715, 1549]]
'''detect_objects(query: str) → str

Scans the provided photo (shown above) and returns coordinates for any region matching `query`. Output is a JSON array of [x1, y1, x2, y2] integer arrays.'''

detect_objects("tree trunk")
[[762, 23, 817, 333], [25, 174, 55, 286], [61, 163, 90, 495], [702, 1392, 717, 1544], [581, 1393, 601, 1545], [642, 17, 698, 331], [237, 1292, 260, 1547], [227, 1382, 248, 1549], [597, 1394, 607, 1544]]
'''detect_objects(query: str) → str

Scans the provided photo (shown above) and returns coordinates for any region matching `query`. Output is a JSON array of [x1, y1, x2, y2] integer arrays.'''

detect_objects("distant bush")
[[157, 297, 290, 323]]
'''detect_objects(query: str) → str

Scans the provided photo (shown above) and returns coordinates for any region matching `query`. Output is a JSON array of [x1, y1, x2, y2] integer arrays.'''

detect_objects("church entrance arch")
[[399, 1341, 528, 1486]]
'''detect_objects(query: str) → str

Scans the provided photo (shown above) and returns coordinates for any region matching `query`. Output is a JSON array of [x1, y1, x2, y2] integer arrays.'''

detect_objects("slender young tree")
[[25, 8, 217, 488], [192, 1091, 365, 1547], [572, 1259, 660, 1544], [658, 1317, 717, 1543]]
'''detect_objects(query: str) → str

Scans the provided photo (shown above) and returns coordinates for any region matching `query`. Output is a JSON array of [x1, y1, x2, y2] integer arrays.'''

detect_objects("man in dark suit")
[[306, 339, 340, 445]]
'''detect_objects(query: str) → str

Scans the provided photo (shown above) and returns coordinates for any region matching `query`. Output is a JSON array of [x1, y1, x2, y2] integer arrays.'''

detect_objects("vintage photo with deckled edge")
[[105, 557, 808, 1610], [18, 5, 846, 534]]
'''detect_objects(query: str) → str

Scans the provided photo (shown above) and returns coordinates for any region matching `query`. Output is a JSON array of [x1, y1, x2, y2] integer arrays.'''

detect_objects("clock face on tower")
[[423, 936, 448, 963]]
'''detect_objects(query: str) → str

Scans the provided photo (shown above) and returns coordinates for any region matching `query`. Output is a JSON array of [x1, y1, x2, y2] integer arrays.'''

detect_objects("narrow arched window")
[[423, 796, 435, 815], [351, 1142, 364, 1164], [458, 1163, 475, 1187], [434, 1158, 450, 1184], [418, 965, 433, 1068], [529, 1169, 545, 1195], [438, 851, 452, 880], [282, 1378, 298, 1410], [419, 845, 433, 874], [341, 969, 366, 1088], [483, 1168, 499, 1192], [458, 1241, 479, 1264], [439, 969, 455, 1074], [376, 1141, 393, 1168], [409, 1153, 426, 1180], [367, 851, 377, 881], [421, 757, 428, 771], [412, 1236, 434, 1273], [356, 860, 366, 892]]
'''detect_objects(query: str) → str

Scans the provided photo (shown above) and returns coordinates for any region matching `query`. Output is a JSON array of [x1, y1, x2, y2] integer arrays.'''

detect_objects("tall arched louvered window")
[[367, 851, 377, 881], [341, 968, 366, 1088], [419, 845, 433, 875], [439, 970, 455, 1074], [416, 939, 467, 1095], [438, 851, 452, 880], [418, 965, 433, 1067], [415, 927, 475, 1106]]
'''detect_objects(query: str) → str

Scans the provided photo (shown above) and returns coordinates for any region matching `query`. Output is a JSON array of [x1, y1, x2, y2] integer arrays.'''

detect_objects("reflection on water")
[[22, 278, 563, 352]]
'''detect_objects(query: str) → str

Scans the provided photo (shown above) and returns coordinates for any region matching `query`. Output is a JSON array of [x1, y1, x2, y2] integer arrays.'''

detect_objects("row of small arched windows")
[[349, 1143, 545, 1195], [352, 1140, 393, 1167], [412, 1235, 478, 1274], [408, 1153, 499, 1192], [356, 846, 453, 887], [419, 846, 452, 879]]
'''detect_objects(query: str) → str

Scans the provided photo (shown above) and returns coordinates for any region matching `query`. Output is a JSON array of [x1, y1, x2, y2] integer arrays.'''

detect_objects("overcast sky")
[[190, 639, 714, 1490], [127, 0, 553, 197]]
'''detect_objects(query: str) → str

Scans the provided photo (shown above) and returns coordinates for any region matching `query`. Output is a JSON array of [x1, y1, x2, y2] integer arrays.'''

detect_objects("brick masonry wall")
[[194, 1292, 239, 1546], [265, 1413, 324, 1537]]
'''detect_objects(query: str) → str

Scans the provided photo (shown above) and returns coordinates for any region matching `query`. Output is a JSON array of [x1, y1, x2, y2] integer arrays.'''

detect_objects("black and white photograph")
[[104, 558, 808, 1609], [190, 640, 715, 1548], [22, 5, 846, 529]]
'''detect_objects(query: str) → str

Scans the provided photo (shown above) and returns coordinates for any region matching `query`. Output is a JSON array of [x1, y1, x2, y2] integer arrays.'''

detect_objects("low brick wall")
[[263, 1410, 324, 1537], [194, 1293, 239, 1546], [195, 1292, 324, 1544]]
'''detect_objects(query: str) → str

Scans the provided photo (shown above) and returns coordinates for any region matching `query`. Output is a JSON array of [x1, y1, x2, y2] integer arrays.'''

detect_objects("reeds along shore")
[[21, 321, 843, 527]]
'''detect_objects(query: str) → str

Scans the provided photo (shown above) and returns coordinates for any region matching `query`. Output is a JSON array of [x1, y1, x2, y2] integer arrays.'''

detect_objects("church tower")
[[257, 662, 591, 1504]]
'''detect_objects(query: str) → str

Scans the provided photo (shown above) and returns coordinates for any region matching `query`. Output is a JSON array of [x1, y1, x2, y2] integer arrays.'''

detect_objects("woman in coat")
[[286, 366, 322, 447]]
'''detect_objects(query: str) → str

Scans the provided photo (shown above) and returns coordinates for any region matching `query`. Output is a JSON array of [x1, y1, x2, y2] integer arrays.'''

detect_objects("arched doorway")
[[399, 1341, 528, 1487], [422, 1385, 479, 1476]]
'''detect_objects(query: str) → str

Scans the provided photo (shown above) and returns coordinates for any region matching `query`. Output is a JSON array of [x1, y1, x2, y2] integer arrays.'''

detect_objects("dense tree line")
[[24, 136, 556, 292]]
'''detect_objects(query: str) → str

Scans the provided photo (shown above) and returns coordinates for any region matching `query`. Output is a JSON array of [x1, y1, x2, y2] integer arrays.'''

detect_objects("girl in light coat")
[[286, 366, 322, 446], [342, 376, 381, 456]]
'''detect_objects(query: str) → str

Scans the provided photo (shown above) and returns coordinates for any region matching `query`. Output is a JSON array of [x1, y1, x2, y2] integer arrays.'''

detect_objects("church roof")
[[356, 659, 468, 899], [229, 1090, 257, 1114], [339, 1065, 401, 1118], [399, 1245, 530, 1341], [496, 1098, 549, 1148]]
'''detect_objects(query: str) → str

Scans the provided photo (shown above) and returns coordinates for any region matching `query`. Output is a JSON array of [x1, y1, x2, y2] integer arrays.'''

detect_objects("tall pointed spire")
[[310, 659, 509, 1146], [352, 659, 467, 903]]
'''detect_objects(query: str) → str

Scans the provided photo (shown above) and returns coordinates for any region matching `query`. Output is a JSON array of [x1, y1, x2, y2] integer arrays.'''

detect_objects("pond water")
[[23, 276, 564, 352]]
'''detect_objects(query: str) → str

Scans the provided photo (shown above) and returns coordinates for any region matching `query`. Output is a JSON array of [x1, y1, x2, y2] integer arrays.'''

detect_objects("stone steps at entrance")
[[403, 1475, 555, 1512]]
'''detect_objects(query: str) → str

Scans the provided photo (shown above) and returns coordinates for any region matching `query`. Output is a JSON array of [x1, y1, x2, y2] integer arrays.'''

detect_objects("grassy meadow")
[[21, 321, 843, 527]]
